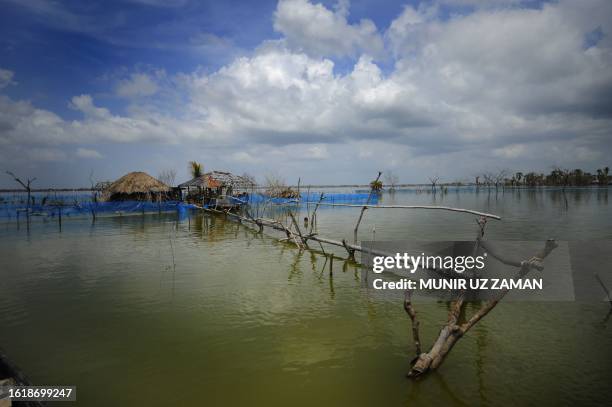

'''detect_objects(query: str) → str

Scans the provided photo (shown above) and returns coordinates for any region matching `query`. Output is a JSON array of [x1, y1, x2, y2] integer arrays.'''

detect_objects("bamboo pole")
[[353, 171, 382, 243], [302, 202, 501, 220], [308, 193, 325, 236]]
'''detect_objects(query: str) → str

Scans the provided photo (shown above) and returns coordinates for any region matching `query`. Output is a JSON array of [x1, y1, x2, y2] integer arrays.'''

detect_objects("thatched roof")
[[107, 172, 170, 195]]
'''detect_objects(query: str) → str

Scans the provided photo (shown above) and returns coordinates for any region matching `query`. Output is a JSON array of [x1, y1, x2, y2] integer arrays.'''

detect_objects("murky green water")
[[1, 188, 611, 406]]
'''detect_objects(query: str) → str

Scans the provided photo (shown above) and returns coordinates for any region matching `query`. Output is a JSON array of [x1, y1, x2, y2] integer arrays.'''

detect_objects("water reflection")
[[0, 188, 611, 406]]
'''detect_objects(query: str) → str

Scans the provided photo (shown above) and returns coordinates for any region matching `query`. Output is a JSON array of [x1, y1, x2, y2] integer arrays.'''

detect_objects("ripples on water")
[[0, 188, 611, 406]]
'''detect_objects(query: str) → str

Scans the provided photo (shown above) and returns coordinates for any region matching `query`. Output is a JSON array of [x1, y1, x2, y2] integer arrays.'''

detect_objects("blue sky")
[[0, 0, 611, 187]]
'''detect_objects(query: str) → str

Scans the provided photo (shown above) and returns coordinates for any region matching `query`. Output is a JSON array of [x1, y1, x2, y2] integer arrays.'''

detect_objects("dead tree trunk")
[[5, 171, 36, 221], [354, 171, 382, 243], [405, 239, 558, 377], [307, 193, 325, 236]]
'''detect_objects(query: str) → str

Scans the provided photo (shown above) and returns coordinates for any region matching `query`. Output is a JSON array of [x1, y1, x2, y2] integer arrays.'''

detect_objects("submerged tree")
[[189, 161, 203, 179], [5, 171, 36, 214], [89, 170, 99, 221], [428, 175, 439, 192], [384, 170, 399, 192], [514, 172, 523, 186], [597, 167, 610, 186], [404, 229, 558, 378], [493, 169, 507, 190]]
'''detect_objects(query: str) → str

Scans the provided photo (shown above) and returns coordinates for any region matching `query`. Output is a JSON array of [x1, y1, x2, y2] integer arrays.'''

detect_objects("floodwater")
[[1, 187, 611, 406]]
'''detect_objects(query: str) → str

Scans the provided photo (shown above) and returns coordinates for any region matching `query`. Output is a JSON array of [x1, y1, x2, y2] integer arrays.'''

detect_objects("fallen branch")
[[306, 202, 501, 220], [406, 239, 558, 378], [595, 273, 612, 305]]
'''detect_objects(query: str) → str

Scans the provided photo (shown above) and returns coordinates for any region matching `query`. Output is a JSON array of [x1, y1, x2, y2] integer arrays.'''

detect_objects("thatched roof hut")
[[105, 171, 171, 201]]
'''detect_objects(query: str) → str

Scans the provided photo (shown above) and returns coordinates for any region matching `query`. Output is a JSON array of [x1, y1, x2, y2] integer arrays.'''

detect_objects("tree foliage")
[[189, 161, 203, 178], [370, 179, 383, 192]]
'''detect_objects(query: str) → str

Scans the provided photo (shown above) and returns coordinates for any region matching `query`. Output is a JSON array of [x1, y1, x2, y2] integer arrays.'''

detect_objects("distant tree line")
[[501, 167, 610, 187]]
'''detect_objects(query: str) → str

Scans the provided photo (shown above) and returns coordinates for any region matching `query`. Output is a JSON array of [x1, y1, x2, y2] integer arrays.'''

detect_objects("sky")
[[0, 0, 611, 187]]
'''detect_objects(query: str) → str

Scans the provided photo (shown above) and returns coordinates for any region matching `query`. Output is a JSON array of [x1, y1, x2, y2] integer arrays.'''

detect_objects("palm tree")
[[370, 179, 383, 192], [189, 161, 203, 178]]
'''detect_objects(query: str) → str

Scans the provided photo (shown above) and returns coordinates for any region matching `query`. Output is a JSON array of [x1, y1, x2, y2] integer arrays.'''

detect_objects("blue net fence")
[[243, 192, 377, 206], [0, 190, 377, 220], [0, 200, 183, 220]]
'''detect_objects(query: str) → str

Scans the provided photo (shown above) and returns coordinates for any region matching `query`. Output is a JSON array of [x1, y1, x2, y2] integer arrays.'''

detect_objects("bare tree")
[[428, 175, 440, 192], [405, 237, 558, 378], [481, 172, 494, 187], [384, 170, 399, 191], [241, 172, 257, 186], [264, 173, 297, 198], [5, 171, 36, 215], [158, 169, 177, 187], [480, 170, 508, 190], [494, 169, 508, 191], [89, 170, 99, 221]]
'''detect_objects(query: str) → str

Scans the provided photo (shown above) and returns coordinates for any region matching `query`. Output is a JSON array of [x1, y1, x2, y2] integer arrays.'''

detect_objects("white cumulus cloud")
[[273, 0, 384, 58], [0, 68, 15, 89], [116, 73, 159, 98], [75, 147, 104, 159]]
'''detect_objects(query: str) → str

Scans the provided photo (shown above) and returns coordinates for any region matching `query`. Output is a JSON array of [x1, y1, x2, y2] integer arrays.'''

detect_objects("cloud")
[[0, 93, 201, 147], [116, 73, 159, 98], [273, 0, 384, 58], [304, 145, 329, 159], [440, 0, 529, 7], [492, 144, 527, 159], [69, 94, 111, 118], [1, 0, 612, 185], [125, 0, 188, 7], [75, 147, 103, 159], [27, 147, 67, 162], [231, 151, 261, 164], [0, 69, 15, 89]]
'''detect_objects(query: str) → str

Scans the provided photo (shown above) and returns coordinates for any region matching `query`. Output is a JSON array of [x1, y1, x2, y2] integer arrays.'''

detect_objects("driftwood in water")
[[199, 186, 566, 379], [204, 198, 559, 378], [206, 197, 561, 378], [202, 203, 406, 261], [0, 347, 45, 406], [595, 273, 612, 305], [405, 238, 558, 378]]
